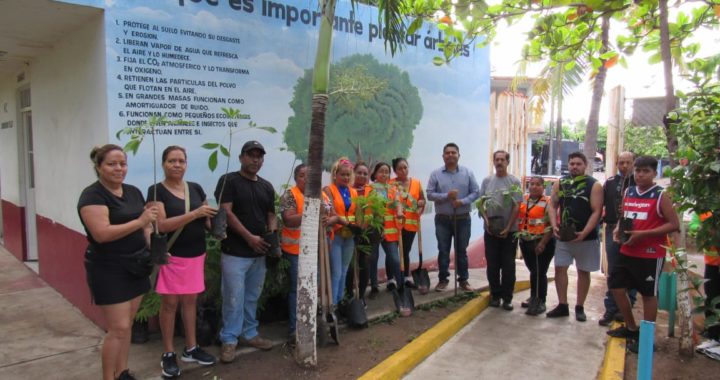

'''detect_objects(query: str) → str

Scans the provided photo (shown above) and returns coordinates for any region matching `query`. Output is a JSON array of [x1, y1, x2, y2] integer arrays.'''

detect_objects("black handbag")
[[123, 246, 154, 278]]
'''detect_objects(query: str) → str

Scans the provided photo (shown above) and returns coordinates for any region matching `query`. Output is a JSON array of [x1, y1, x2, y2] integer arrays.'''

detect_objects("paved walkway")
[[405, 269, 608, 380], [0, 245, 520, 379]]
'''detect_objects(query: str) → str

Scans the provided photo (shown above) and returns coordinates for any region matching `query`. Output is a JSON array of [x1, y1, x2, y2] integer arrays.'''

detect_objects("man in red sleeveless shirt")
[[607, 156, 680, 352]]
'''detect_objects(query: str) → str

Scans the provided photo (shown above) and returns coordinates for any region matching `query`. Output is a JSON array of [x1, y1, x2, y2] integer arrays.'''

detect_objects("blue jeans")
[[284, 252, 298, 335], [604, 225, 637, 314], [219, 254, 267, 345], [435, 214, 471, 282], [371, 239, 401, 285], [330, 235, 354, 304]]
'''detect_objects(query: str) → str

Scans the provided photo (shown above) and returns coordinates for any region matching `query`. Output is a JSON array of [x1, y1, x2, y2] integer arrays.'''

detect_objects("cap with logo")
[[241, 140, 266, 155]]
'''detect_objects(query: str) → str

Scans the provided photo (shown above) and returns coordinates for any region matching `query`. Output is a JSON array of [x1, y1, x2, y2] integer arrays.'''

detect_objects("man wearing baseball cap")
[[216, 140, 278, 363]]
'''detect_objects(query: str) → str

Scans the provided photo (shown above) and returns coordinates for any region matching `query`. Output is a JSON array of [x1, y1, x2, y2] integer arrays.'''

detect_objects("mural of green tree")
[[284, 54, 423, 169]]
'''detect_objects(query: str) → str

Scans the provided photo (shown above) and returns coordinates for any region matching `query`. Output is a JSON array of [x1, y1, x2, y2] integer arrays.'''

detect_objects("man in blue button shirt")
[[427, 143, 480, 292]]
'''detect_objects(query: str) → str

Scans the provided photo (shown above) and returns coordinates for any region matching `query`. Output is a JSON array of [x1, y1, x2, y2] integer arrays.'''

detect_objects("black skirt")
[[85, 251, 150, 305]]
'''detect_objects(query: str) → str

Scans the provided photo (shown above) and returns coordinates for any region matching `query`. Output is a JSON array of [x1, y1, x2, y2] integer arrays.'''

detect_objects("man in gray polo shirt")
[[427, 143, 480, 292], [479, 150, 523, 310]]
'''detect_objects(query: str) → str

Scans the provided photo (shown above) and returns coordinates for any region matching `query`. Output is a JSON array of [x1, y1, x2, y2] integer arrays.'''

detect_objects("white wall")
[[31, 15, 107, 233], [0, 75, 21, 205]]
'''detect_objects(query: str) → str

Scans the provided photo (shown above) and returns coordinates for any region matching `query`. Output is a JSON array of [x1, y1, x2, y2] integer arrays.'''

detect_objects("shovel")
[[411, 220, 431, 295], [316, 227, 329, 346], [320, 231, 340, 344], [346, 248, 368, 328], [393, 221, 414, 317]]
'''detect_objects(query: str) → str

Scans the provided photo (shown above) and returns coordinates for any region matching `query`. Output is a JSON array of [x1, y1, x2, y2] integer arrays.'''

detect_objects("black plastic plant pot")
[[150, 232, 168, 265], [211, 208, 227, 240], [619, 217, 634, 244], [263, 230, 281, 258], [487, 216, 505, 236], [559, 223, 577, 242]]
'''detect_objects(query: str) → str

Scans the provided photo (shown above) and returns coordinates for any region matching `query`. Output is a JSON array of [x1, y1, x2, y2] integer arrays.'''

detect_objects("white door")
[[18, 88, 38, 261]]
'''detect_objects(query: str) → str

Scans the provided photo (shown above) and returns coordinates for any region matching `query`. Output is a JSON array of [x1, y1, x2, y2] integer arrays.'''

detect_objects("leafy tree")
[[623, 125, 669, 158], [285, 54, 423, 169], [295, 0, 406, 366]]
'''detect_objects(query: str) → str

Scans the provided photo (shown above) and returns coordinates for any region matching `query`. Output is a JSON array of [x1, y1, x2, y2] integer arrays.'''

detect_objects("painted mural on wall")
[[59, 0, 491, 265]]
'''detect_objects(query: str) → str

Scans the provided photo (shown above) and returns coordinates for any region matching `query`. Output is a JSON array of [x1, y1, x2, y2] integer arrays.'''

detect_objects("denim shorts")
[[554, 239, 600, 272]]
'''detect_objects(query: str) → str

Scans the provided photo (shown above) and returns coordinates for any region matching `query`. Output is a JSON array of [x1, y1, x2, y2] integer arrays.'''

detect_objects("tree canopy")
[[284, 54, 423, 170]]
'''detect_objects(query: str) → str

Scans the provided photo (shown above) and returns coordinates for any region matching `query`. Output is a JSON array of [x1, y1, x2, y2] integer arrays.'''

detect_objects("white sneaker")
[[696, 339, 720, 353], [702, 344, 720, 361]]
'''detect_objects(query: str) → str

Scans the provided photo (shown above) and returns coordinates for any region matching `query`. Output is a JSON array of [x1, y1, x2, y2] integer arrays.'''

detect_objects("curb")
[[597, 321, 626, 380], [358, 280, 531, 380]]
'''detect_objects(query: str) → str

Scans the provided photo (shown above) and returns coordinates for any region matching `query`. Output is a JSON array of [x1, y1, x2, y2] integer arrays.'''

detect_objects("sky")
[[488, 3, 719, 125]]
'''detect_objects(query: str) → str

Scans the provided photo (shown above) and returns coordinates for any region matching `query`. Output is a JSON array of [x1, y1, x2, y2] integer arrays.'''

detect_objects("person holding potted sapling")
[[147, 146, 218, 378], [547, 151, 603, 322], [478, 150, 523, 310], [607, 156, 679, 353]]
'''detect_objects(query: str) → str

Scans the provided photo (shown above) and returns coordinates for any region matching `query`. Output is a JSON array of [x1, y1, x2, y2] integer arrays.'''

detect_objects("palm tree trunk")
[[659, 0, 678, 168], [583, 15, 610, 174], [554, 83, 563, 175], [295, 0, 337, 367]]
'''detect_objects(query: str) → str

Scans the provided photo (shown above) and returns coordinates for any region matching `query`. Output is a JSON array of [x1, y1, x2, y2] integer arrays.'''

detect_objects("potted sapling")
[[557, 176, 589, 242], [203, 107, 276, 240], [475, 184, 522, 236]]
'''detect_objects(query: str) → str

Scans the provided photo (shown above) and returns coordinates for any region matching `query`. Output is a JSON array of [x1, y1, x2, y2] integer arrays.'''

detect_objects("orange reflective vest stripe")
[[373, 182, 399, 242], [392, 178, 422, 232], [518, 195, 549, 236], [281, 188, 332, 255], [700, 212, 720, 266], [327, 184, 357, 233], [280, 186, 303, 255]]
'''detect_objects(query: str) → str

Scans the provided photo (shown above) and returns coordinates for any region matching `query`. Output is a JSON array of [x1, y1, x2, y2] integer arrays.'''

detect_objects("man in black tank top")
[[547, 152, 604, 321]]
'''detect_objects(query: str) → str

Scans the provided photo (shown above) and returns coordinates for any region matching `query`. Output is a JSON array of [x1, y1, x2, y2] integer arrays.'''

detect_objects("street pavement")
[[405, 269, 608, 380]]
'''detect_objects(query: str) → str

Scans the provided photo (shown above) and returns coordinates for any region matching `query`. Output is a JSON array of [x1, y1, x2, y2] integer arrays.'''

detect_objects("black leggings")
[[401, 229, 417, 278], [520, 239, 555, 302]]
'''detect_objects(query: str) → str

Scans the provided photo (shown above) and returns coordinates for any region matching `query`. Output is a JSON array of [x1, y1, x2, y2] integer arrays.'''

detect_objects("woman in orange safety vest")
[[391, 157, 426, 288], [280, 163, 333, 339], [368, 162, 403, 291], [518, 176, 555, 316], [323, 157, 358, 305]]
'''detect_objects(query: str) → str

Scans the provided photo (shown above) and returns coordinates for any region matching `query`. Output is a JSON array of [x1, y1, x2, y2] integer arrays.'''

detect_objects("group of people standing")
[[77, 139, 679, 379]]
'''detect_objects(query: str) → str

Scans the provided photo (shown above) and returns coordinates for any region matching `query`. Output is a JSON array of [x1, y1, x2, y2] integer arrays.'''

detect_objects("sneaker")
[[435, 280, 449, 292], [535, 301, 546, 314], [502, 300, 514, 311], [220, 343, 236, 364], [626, 338, 656, 354], [575, 305, 587, 322], [459, 281, 474, 292], [521, 297, 534, 308], [117, 369, 138, 380], [598, 311, 615, 326], [697, 339, 720, 354], [525, 299, 540, 316], [489, 297, 501, 308], [161, 352, 181, 378], [405, 277, 418, 289], [546, 304, 570, 318], [239, 335, 273, 351], [607, 325, 639, 339], [387, 280, 397, 291], [181, 345, 216, 365]]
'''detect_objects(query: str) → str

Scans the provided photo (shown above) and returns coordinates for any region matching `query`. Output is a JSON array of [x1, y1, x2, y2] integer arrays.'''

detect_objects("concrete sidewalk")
[[405, 269, 608, 380], [0, 244, 524, 379]]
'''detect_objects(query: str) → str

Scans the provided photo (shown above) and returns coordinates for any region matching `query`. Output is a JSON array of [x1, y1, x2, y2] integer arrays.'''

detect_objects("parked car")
[[593, 157, 604, 172]]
